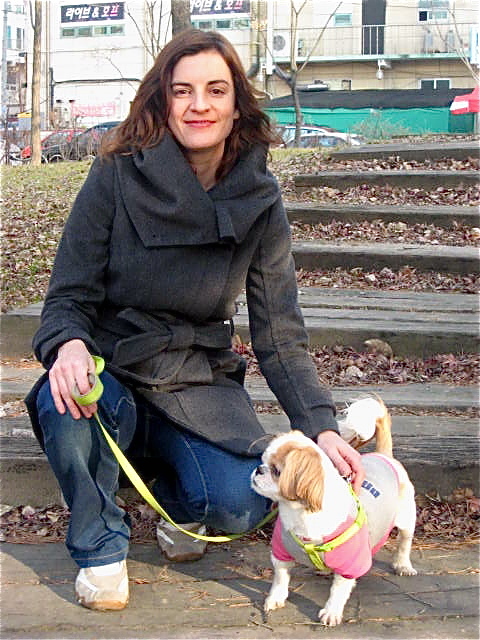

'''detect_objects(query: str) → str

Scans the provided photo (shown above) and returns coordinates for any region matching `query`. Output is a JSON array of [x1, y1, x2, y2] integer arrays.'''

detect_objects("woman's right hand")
[[48, 339, 98, 419]]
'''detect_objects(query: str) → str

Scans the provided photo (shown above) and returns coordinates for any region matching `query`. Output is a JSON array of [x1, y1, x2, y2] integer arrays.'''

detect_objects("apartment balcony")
[[272, 22, 474, 63]]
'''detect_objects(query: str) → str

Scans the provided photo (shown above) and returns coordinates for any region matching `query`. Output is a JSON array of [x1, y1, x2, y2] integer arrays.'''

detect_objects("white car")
[[278, 125, 365, 148], [0, 139, 22, 165]]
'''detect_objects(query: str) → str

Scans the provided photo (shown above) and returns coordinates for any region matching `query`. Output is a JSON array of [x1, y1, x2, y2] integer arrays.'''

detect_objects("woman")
[[26, 29, 363, 611]]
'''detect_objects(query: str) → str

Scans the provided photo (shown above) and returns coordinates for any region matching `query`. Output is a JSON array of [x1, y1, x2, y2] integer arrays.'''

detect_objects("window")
[[16, 27, 24, 50], [61, 24, 125, 38], [418, 0, 449, 22], [191, 18, 249, 30], [335, 13, 352, 26], [192, 20, 213, 30], [420, 78, 451, 89], [233, 18, 249, 28], [341, 79, 352, 90]]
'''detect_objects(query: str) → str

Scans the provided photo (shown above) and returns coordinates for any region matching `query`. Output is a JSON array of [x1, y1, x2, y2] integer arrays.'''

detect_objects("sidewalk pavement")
[[1, 537, 478, 639]]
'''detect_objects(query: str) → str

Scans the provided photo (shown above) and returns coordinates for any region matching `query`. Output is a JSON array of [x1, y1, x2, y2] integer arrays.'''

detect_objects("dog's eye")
[[270, 464, 281, 478]]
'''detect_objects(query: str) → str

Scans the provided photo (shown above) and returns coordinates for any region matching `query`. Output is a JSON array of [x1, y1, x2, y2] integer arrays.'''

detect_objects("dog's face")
[[251, 430, 325, 512]]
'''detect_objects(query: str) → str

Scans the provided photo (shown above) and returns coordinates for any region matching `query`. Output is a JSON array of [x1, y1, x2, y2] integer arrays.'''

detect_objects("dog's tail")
[[338, 396, 393, 457]]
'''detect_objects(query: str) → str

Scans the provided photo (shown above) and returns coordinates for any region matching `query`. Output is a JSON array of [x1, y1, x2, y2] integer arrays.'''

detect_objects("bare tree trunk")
[[171, 0, 191, 35], [30, 0, 42, 166]]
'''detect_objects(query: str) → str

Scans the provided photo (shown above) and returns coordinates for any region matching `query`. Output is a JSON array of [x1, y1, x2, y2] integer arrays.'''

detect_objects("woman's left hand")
[[316, 430, 365, 493]]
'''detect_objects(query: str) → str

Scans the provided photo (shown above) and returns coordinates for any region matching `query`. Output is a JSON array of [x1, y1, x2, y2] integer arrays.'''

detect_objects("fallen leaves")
[[296, 266, 479, 294], [234, 342, 480, 387], [1, 489, 478, 547], [290, 219, 479, 247], [414, 489, 480, 543]]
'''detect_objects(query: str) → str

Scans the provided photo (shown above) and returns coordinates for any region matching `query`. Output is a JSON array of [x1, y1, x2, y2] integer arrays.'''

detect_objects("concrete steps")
[[3, 288, 478, 360], [295, 170, 479, 191], [291, 241, 478, 274], [285, 202, 480, 227], [1, 364, 478, 504], [329, 140, 480, 162], [236, 287, 478, 357], [1, 139, 478, 507]]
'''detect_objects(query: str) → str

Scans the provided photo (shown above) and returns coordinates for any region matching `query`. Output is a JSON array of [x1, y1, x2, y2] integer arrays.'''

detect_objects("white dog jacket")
[[272, 453, 400, 579]]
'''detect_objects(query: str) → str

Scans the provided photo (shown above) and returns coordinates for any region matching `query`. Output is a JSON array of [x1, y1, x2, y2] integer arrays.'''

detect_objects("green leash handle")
[[72, 356, 276, 543]]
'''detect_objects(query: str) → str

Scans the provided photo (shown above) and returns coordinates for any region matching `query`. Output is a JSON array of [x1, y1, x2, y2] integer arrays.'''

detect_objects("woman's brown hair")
[[101, 28, 278, 179]]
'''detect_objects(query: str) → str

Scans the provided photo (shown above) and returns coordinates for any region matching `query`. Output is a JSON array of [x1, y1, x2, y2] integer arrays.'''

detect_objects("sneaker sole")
[[76, 594, 129, 611]]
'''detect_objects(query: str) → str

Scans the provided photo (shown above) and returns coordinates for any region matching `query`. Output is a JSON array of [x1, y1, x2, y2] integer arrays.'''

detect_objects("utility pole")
[[1, 1, 8, 122], [30, 0, 42, 165]]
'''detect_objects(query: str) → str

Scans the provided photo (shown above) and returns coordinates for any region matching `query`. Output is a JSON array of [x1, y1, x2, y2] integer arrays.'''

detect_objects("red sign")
[[71, 102, 116, 117]]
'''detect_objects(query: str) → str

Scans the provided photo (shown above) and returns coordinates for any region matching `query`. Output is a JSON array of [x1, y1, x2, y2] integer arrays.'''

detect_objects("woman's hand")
[[316, 430, 365, 494], [48, 339, 97, 419]]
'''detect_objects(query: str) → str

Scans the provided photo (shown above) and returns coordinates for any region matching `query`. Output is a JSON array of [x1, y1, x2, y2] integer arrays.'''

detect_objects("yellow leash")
[[73, 356, 276, 543]]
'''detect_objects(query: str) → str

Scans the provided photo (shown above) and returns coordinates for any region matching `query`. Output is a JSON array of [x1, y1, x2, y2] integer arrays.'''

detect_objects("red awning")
[[449, 86, 480, 114]]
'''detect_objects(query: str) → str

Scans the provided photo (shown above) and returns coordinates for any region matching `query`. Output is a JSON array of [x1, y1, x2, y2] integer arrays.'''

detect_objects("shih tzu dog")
[[251, 396, 417, 626]]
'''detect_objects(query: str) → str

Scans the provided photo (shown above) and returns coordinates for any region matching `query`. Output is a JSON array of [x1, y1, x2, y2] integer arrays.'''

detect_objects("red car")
[[21, 129, 77, 162]]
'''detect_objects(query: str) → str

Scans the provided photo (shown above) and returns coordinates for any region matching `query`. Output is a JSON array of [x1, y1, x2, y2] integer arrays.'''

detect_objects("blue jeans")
[[36, 371, 269, 568]]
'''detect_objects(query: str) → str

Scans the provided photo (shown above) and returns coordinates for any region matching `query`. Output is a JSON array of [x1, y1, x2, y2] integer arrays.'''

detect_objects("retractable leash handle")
[[72, 356, 276, 543]]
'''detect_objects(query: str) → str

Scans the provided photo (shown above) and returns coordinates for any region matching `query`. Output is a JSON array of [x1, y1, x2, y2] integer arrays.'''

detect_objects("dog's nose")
[[255, 464, 268, 476]]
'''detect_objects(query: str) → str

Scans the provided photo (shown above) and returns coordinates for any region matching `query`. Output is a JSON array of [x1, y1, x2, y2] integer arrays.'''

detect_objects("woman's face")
[[167, 50, 239, 157]]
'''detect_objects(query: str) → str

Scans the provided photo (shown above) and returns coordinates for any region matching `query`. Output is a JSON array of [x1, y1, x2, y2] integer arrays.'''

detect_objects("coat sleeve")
[[32, 157, 116, 367], [245, 197, 338, 438]]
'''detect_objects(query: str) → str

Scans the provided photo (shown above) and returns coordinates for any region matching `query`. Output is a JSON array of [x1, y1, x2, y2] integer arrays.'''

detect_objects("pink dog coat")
[[272, 453, 400, 579]]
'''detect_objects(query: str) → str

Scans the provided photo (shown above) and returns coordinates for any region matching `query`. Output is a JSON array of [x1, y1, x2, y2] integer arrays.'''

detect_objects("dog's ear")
[[278, 447, 324, 512]]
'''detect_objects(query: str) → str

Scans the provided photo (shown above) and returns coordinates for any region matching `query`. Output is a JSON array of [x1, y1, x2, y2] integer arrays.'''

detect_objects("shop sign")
[[190, 0, 250, 15], [61, 3, 124, 23]]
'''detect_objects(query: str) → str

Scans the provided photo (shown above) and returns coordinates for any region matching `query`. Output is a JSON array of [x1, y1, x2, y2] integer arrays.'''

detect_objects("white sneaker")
[[75, 560, 129, 610], [156, 518, 207, 562]]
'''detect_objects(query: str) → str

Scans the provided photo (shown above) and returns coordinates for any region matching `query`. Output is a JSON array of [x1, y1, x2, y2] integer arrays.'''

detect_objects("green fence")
[[265, 106, 475, 135]]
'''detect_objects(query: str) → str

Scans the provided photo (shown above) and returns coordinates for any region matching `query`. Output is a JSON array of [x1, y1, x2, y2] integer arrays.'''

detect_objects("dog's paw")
[[318, 606, 343, 626], [393, 562, 417, 576], [264, 594, 287, 612]]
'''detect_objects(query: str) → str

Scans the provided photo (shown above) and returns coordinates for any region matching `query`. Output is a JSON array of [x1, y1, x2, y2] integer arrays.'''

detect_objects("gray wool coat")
[[27, 132, 338, 456]]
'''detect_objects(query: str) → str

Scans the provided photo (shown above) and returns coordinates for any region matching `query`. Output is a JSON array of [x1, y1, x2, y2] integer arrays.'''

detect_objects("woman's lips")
[[185, 120, 215, 128]]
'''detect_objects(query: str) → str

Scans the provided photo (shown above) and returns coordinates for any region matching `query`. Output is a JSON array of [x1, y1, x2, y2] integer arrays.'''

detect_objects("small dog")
[[251, 397, 417, 626]]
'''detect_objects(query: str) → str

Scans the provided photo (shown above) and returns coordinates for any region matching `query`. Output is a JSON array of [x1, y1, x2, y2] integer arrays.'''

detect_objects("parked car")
[[278, 124, 366, 148], [70, 121, 122, 160], [21, 129, 77, 162]]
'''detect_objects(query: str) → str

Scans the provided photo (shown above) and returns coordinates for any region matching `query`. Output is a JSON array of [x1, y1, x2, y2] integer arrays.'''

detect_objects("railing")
[[275, 22, 473, 59]]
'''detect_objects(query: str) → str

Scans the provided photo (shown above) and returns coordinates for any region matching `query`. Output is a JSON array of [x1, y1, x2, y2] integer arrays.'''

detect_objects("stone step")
[[2, 363, 478, 412], [235, 288, 479, 357], [1, 401, 478, 505], [330, 140, 480, 162], [2, 365, 478, 502], [294, 170, 479, 191], [246, 378, 479, 412], [2, 288, 478, 359], [291, 241, 478, 274], [285, 202, 480, 228]]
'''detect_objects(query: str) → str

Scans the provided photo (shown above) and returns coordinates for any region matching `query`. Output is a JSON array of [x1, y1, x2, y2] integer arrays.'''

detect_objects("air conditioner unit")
[[272, 31, 291, 56]]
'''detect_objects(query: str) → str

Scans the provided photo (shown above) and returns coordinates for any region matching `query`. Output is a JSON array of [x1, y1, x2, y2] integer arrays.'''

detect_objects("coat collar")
[[114, 132, 280, 247]]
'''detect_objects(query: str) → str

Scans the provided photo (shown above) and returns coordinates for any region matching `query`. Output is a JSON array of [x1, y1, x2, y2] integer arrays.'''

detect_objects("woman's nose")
[[190, 91, 209, 112]]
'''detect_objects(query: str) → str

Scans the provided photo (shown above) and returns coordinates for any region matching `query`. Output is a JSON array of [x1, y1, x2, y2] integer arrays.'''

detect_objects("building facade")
[[1, 0, 478, 133]]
